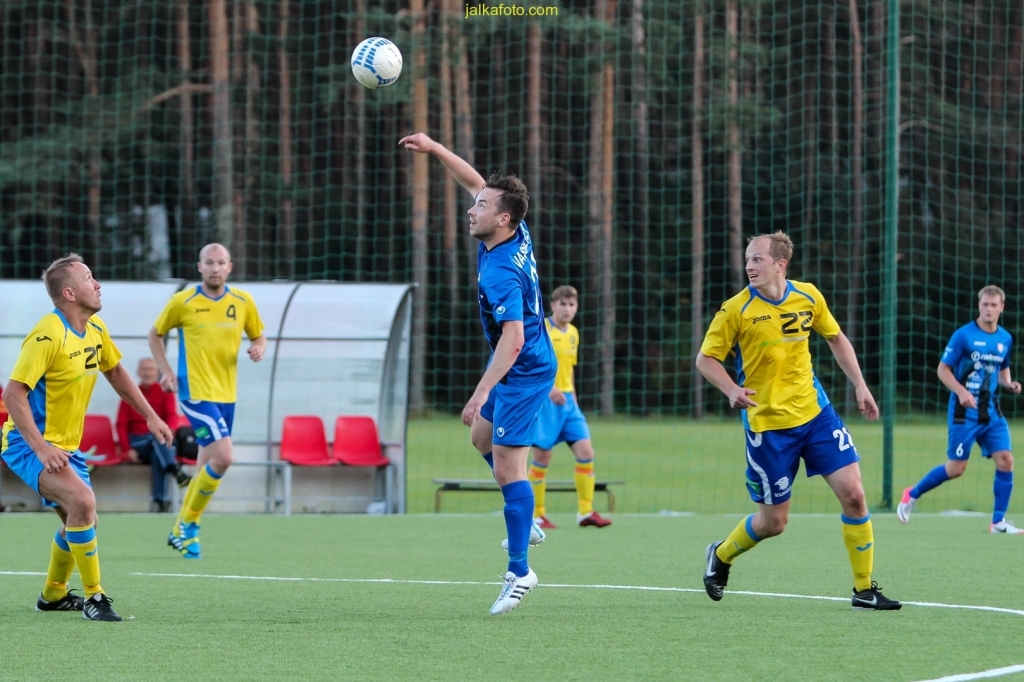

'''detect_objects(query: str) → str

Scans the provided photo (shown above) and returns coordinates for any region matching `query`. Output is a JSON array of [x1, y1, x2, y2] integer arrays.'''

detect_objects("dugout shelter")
[[0, 280, 413, 514]]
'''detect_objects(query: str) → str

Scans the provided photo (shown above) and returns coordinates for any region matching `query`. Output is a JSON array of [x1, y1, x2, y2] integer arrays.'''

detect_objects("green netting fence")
[[1, 0, 1022, 514]]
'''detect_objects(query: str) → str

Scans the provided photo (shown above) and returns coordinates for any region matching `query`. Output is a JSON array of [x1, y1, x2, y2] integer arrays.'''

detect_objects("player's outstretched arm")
[[695, 352, 758, 409], [103, 364, 174, 446], [147, 326, 177, 393], [998, 368, 1022, 394], [461, 320, 525, 426], [937, 361, 977, 408], [1, 380, 68, 473], [399, 132, 486, 198], [825, 332, 879, 420]]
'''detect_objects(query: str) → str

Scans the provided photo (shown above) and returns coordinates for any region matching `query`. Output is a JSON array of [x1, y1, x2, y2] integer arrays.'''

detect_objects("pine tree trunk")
[[440, 0, 460, 408], [177, 0, 196, 274], [691, 10, 706, 419], [846, 0, 865, 411], [409, 0, 429, 414], [629, 0, 650, 414], [526, 21, 543, 246], [209, 0, 234, 249], [726, 0, 743, 293], [277, 0, 294, 278]]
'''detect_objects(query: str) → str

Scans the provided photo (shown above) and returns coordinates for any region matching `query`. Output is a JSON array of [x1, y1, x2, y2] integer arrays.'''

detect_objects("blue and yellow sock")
[[41, 529, 76, 603], [910, 464, 950, 499], [574, 459, 595, 516], [181, 464, 223, 525], [66, 524, 103, 597], [993, 470, 1013, 524], [529, 461, 548, 517], [715, 514, 762, 564], [841, 513, 874, 592], [501, 480, 534, 577]]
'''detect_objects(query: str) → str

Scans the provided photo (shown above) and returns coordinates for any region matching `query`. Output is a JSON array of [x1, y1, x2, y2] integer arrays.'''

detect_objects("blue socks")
[[481, 451, 494, 471], [910, 465, 950, 499], [993, 470, 1013, 524], [501, 480, 534, 577]]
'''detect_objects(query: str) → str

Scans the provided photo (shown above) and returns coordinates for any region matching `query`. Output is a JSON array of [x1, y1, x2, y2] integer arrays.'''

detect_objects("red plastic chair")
[[280, 416, 334, 466], [80, 414, 123, 466], [331, 416, 390, 468]]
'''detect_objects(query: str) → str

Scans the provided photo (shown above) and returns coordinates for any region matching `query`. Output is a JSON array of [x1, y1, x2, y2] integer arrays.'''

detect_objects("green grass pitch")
[[1, 513, 1023, 680]]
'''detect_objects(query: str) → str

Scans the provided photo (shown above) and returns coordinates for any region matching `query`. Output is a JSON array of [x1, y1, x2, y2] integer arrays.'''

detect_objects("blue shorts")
[[480, 379, 554, 447], [1, 431, 92, 508], [744, 405, 860, 505], [533, 392, 591, 450], [180, 400, 235, 447], [948, 419, 1011, 460]]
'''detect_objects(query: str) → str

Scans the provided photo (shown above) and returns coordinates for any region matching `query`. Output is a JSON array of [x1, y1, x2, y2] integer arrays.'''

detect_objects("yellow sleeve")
[[244, 297, 265, 340], [92, 316, 123, 372], [569, 324, 579, 367], [809, 285, 841, 339], [153, 294, 183, 336], [700, 302, 742, 362], [9, 318, 61, 390]]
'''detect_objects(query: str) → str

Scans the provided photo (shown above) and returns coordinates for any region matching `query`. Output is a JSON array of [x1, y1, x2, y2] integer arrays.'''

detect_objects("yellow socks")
[[65, 524, 102, 597], [841, 514, 875, 592], [180, 464, 223, 525], [528, 461, 548, 517], [41, 530, 76, 602], [715, 514, 763, 564], [575, 459, 595, 516]]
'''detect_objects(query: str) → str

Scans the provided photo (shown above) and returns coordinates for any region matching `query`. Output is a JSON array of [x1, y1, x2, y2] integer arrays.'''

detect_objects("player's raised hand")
[[956, 388, 978, 409], [461, 389, 489, 427], [160, 372, 178, 394], [549, 387, 566, 406], [856, 385, 880, 421], [147, 415, 175, 447], [399, 133, 435, 154], [36, 443, 69, 474], [727, 386, 758, 409]]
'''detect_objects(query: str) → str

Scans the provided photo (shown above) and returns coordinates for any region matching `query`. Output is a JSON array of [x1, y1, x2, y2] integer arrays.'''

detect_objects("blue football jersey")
[[940, 321, 1012, 423], [476, 221, 556, 386]]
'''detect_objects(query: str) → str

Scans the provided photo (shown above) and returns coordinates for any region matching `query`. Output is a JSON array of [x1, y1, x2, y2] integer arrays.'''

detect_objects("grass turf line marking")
[[132, 572, 1024, 618], [912, 663, 1024, 682], [0, 571, 47, 576]]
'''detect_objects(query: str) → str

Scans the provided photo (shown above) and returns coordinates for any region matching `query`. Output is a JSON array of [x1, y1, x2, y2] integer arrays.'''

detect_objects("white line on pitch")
[[912, 663, 1024, 682], [0, 571, 46, 576], [131, 572, 1024, 618]]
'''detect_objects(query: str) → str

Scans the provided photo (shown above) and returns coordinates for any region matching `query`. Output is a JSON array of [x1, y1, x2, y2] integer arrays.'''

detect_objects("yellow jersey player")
[[148, 243, 266, 559], [528, 285, 611, 529], [2, 254, 174, 621], [696, 232, 901, 610]]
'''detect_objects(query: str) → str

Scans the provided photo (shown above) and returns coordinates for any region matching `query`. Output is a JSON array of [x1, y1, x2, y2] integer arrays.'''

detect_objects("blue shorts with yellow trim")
[[947, 418, 1011, 460], [743, 404, 859, 505], [180, 400, 235, 447], [480, 379, 554, 447], [1, 431, 92, 508], [533, 392, 591, 450]]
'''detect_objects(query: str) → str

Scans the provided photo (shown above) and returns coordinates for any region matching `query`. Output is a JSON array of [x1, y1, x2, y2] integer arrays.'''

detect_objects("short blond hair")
[[748, 231, 794, 263], [42, 253, 84, 303], [978, 285, 1006, 303], [550, 285, 578, 303]]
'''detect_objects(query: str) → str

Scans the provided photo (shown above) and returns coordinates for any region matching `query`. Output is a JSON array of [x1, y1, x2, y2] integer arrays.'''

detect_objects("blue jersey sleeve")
[[482, 264, 525, 324], [1002, 337, 1011, 370], [940, 329, 964, 368]]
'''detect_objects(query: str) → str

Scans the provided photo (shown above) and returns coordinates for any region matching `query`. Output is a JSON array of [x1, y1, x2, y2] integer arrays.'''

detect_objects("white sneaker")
[[500, 522, 546, 550], [990, 519, 1024, 534], [896, 487, 915, 524], [489, 569, 538, 615]]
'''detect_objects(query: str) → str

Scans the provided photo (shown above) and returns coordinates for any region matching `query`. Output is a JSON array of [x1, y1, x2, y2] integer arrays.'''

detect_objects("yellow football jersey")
[[546, 318, 579, 393], [154, 285, 264, 403], [2, 311, 122, 452], [700, 280, 841, 432]]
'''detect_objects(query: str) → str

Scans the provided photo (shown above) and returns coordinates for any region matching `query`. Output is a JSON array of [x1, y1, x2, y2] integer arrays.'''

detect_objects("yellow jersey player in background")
[[528, 285, 611, 529], [148, 243, 266, 559], [695, 231, 901, 610], [2, 254, 174, 621]]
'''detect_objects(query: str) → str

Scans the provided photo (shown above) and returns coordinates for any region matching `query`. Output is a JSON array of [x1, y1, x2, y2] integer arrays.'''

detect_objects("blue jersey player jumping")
[[400, 132, 557, 614], [898, 285, 1023, 533]]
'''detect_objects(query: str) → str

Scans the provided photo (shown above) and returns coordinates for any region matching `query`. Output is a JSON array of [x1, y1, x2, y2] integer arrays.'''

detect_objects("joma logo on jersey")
[[68, 350, 81, 359], [750, 314, 771, 324]]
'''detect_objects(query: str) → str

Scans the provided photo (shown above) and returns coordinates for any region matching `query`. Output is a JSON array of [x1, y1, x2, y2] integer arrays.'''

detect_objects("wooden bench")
[[432, 478, 624, 513]]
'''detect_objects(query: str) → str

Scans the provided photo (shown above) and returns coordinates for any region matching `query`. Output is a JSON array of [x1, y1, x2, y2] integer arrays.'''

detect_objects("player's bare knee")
[[531, 448, 552, 466], [994, 451, 1013, 472], [946, 460, 968, 478], [69, 491, 96, 524], [757, 509, 788, 537], [841, 489, 868, 517]]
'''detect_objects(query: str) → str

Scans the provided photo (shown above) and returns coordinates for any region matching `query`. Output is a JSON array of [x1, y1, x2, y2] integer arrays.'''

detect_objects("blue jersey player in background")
[[400, 132, 557, 614], [898, 285, 1023, 533]]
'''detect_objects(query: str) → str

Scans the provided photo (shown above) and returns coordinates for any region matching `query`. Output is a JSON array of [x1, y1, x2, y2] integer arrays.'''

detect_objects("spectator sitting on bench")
[[116, 358, 191, 512]]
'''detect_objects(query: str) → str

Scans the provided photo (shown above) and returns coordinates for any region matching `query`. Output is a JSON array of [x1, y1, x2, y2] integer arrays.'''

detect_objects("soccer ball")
[[351, 37, 403, 89]]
